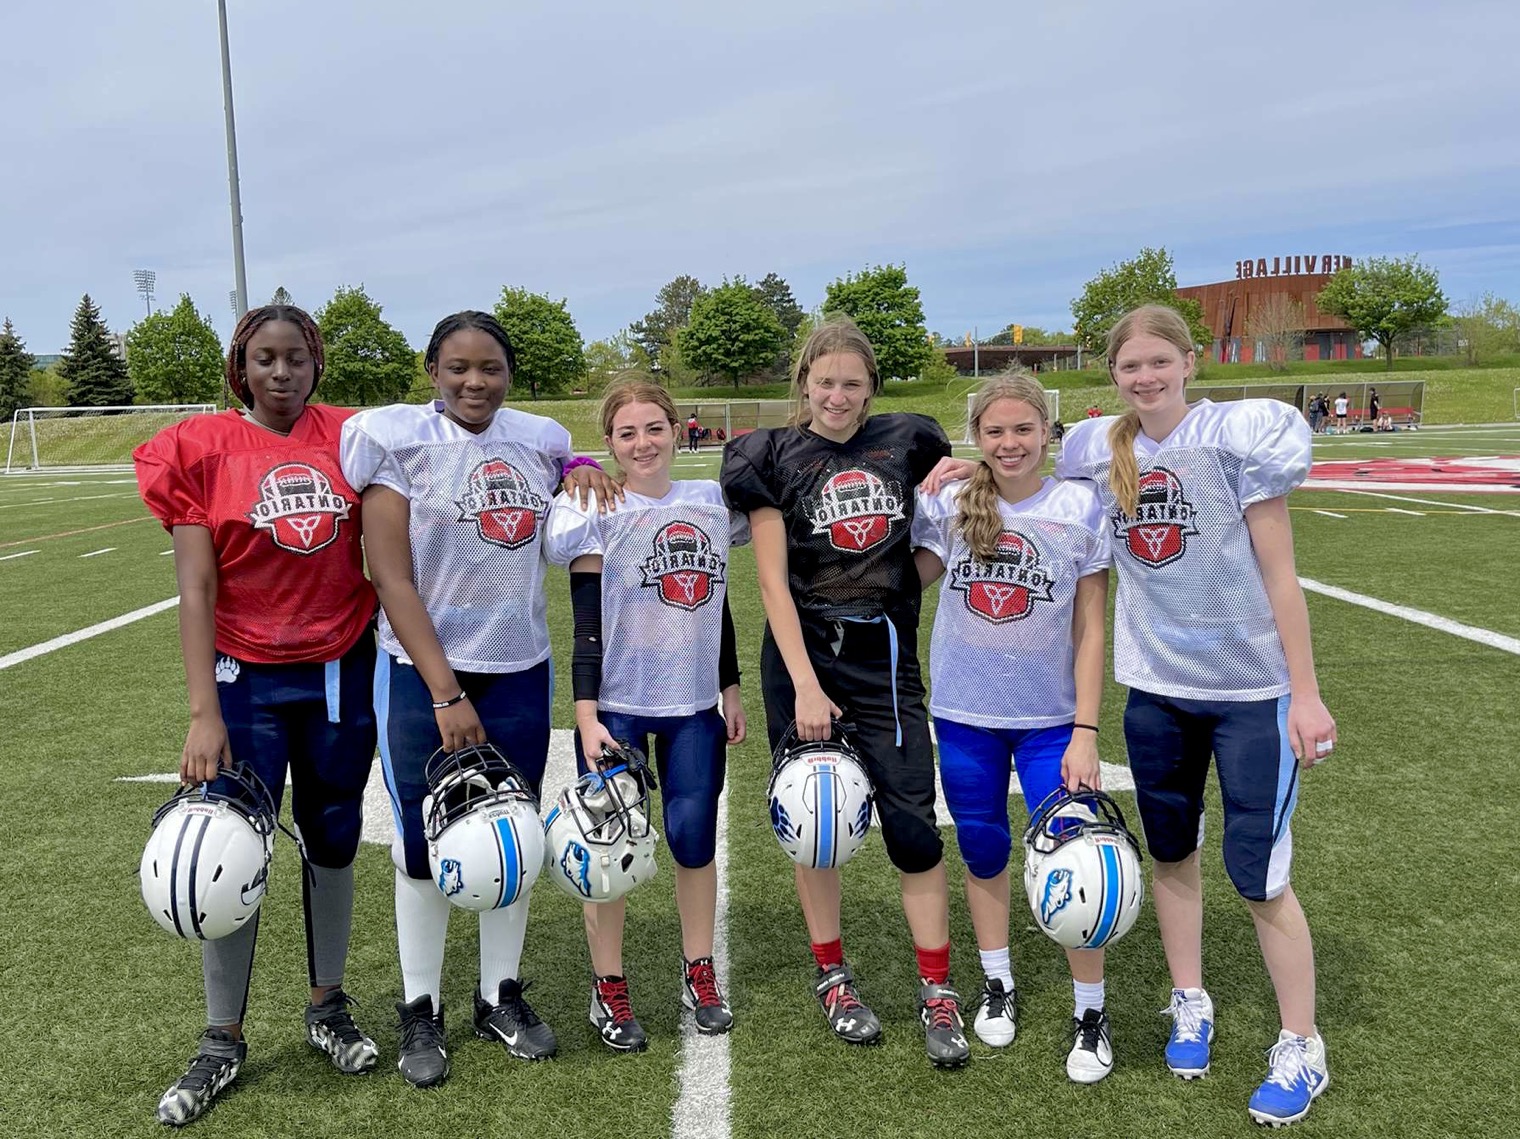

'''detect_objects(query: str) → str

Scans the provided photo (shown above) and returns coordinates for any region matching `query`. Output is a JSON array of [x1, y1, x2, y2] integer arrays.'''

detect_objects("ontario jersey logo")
[[640, 521, 725, 611], [247, 462, 351, 554], [1112, 467, 1199, 567], [809, 468, 905, 553], [456, 459, 547, 550], [948, 529, 1056, 623]]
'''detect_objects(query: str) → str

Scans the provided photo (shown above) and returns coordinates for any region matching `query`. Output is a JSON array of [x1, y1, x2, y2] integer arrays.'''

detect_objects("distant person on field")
[[687, 413, 701, 452], [1086, 405, 1103, 419], [1052, 419, 1066, 443], [1307, 393, 1324, 434], [1333, 392, 1348, 433], [134, 304, 382, 1125], [1367, 388, 1380, 431]]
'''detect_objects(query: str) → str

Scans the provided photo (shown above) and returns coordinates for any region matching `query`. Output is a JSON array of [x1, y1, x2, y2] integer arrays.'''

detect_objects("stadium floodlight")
[[133, 269, 156, 317]]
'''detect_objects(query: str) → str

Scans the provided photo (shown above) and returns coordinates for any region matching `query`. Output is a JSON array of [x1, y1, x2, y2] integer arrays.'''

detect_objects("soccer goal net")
[[4, 405, 218, 473], [673, 400, 793, 449], [963, 389, 1061, 444]]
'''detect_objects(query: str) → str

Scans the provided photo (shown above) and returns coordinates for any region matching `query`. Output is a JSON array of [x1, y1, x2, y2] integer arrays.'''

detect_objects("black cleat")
[[919, 980, 970, 1069], [395, 995, 449, 1089], [813, 963, 883, 1046], [473, 978, 557, 1061]]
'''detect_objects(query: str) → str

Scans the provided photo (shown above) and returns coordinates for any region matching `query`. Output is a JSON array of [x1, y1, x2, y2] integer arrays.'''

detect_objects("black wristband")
[[1072, 722, 1099, 734], [432, 691, 468, 710]]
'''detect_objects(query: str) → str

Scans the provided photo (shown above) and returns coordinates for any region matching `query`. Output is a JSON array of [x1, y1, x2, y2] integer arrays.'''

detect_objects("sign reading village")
[[1235, 255, 1353, 279]]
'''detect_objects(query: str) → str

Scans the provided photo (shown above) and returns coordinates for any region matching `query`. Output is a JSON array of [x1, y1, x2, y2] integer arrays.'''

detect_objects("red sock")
[[810, 938, 843, 971], [916, 941, 951, 985]]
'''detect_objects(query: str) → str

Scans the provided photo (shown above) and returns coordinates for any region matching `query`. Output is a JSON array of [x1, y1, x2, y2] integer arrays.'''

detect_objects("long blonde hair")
[[1105, 305, 1194, 516], [599, 375, 679, 483], [787, 315, 882, 428], [956, 371, 1049, 561]]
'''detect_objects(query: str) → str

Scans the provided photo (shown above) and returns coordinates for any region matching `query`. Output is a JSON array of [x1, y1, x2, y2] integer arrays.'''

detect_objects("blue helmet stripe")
[[816, 764, 835, 869], [495, 815, 521, 908], [1088, 841, 1122, 947]]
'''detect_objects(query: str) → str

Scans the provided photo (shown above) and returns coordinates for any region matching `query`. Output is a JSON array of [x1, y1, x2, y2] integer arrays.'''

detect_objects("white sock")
[[395, 869, 450, 1006], [978, 947, 1014, 991], [1074, 979, 1106, 1019], [479, 892, 532, 1002]]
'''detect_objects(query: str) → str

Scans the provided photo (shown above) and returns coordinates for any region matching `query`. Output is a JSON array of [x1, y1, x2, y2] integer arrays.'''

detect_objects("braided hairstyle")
[[956, 370, 1049, 561], [226, 305, 325, 409], [423, 311, 517, 376], [1105, 305, 1194, 516]]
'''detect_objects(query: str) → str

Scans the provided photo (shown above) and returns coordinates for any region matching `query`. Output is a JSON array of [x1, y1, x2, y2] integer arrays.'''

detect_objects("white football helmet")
[[543, 744, 659, 904], [140, 763, 277, 940], [1022, 787, 1145, 950], [423, 744, 545, 911], [767, 723, 874, 870]]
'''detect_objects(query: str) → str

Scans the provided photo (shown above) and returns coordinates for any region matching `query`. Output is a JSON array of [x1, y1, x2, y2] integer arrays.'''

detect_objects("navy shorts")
[[376, 655, 552, 880], [211, 631, 377, 868], [1123, 689, 1299, 901], [934, 718, 1072, 880], [574, 707, 727, 869]]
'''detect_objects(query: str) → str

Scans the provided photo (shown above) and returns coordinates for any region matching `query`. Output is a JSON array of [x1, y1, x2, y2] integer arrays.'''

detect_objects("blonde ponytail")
[[1108, 412, 1143, 517], [955, 369, 1049, 559], [1103, 304, 1196, 517]]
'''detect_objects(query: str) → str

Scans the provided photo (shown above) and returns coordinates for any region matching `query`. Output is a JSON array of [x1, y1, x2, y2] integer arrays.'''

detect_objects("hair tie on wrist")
[[1073, 723, 1099, 734], [432, 692, 468, 710]]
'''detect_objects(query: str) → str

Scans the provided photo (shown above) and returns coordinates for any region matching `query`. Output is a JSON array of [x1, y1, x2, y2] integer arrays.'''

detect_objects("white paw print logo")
[[215, 656, 241, 685]]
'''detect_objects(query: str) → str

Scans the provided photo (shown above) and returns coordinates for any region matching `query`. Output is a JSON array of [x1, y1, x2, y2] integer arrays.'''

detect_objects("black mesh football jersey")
[[720, 414, 950, 619]]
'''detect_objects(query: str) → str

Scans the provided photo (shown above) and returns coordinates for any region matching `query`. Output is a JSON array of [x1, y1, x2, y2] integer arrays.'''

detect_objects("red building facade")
[[1176, 255, 1363, 364]]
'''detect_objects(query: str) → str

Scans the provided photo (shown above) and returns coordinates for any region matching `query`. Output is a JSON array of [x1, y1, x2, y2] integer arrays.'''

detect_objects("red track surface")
[[1308, 456, 1520, 488]]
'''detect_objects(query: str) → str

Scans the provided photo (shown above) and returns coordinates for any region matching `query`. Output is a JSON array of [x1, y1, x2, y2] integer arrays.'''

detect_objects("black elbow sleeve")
[[570, 571, 603, 702]]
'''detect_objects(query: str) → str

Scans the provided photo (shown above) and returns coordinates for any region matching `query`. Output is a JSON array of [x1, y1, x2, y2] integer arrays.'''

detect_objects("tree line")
[[2, 252, 1511, 423]]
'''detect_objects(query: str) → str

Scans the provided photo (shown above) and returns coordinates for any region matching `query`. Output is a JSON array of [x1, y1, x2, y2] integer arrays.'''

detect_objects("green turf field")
[[1, 427, 1517, 1138]]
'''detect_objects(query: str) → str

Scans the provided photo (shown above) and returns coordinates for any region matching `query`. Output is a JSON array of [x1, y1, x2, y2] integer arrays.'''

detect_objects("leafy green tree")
[[823, 264, 932, 382], [1450, 292, 1518, 365], [28, 366, 66, 407], [986, 324, 1069, 346], [270, 285, 294, 306], [60, 294, 133, 406], [0, 318, 38, 423], [679, 278, 785, 389], [629, 275, 706, 360], [1317, 257, 1448, 370], [493, 287, 586, 400], [584, 332, 640, 394], [125, 295, 224, 404], [919, 349, 959, 386], [314, 285, 415, 406], [1070, 247, 1209, 355], [754, 272, 805, 377]]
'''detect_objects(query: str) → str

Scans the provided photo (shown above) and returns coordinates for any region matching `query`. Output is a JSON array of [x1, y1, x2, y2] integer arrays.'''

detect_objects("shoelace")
[[176, 1045, 235, 1093], [313, 991, 367, 1046], [398, 1006, 443, 1052], [982, 984, 1011, 1019], [498, 982, 544, 1028], [686, 959, 724, 1008], [824, 980, 865, 1014], [923, 997, 960, 1031], [1162, 992, 1205, 1042], [1263, 1036, 1311, 1091], [598, 979, 636, 1024], [1072, 1010, 1106, 1050]]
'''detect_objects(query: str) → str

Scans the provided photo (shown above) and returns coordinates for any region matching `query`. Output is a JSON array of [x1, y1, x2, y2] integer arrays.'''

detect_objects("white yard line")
[[0, 550, 40, 562], [1299, 578, 1520, 656], [1312, 510, 1347, 519], [1341, 489, 1520, 516], [0, 597, 179, 671], [1384, 508, 1425, 516], [0, 492, 141, 510], [79, 547, 117, 558]]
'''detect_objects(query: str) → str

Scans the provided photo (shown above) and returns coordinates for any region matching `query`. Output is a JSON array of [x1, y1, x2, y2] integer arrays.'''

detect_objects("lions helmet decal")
[[809, 468, 905, 553], [247, 462, 351, 554], [456, 459, 548, 550]]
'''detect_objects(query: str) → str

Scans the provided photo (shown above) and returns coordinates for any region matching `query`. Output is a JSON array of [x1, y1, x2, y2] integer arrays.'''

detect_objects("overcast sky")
[[5, 0, 1518, 353]]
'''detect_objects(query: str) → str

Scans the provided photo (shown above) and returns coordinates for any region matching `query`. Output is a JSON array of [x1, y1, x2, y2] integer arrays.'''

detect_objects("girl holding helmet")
[[720, 316, 978, 1069], [912, 370, 1120, 1082], [340, 311, 616, 1088], [545, 378, 747, 1052], [1055, 305, 1336, 1127], [134, 304, 380, 1125]]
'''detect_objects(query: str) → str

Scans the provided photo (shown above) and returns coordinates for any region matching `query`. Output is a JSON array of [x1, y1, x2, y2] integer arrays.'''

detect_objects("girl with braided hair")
[[134, 304, 382, 1126]]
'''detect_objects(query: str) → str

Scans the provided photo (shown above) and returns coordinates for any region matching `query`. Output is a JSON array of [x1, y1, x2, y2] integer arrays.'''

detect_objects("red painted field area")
[[1306, 456, 1520, 492]]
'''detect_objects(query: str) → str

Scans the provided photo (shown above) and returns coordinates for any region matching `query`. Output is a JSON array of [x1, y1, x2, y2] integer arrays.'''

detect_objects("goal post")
[[672, 399, 794, 449], [963, 389, 1061, 444], [4, 405, 217, 473]]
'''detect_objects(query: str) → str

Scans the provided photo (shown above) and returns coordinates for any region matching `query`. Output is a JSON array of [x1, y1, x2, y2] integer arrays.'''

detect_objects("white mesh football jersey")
[[545, 480, 749, 717], [340, 402, 572, 673], [913, 478, 1110, 728], [1055, 399, 1310, 701]]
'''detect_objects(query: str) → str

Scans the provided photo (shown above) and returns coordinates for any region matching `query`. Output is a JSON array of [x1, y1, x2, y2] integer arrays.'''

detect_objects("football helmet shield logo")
[[640, 520, 725, 610], [422, 743, 544, 911], [1112, 466, 1198, 567], [1022, 787, 1144, 949], [766, 722, 875, 869], [543, 743, 659, 903], [947, 529, 1057, 623], [456, 459, 548, 550], [247, 462, 351, 554], [139, 762, 278, 940], [809, 469, 905, 553]]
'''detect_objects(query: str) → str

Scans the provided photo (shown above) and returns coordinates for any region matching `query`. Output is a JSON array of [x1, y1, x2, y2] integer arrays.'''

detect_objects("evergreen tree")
[[59, 295, 133, 406], [271, 286, 294, 306], [0, 318, 38, 422]]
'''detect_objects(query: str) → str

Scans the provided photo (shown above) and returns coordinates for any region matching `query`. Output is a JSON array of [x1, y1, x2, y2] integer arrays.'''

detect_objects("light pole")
[[218, 0, 249, 321], [133, 269, 156, 317]]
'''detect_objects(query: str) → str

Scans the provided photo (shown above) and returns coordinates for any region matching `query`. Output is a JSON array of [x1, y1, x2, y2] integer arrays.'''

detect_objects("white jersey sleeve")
[[544, 490, 605, 566], [910, 483, 958, 563], [340, 408, 410, 496], [1238, 401, 1312, 505]]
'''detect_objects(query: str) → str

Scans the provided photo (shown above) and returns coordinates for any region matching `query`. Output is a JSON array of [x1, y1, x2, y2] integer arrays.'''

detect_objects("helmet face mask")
[[423, 744, 544, 911], [1022, 787, 1145, 950], [139, 762, 278, 941], [543, 743, 660, 904], [766, 722, 875, 870]]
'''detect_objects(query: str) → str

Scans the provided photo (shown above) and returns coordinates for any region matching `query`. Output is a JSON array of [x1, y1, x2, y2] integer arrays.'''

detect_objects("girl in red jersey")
[[1056, 305, 1336, 1126], [134, 305, 380, 1126], [720, 316, 977, 1069]]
